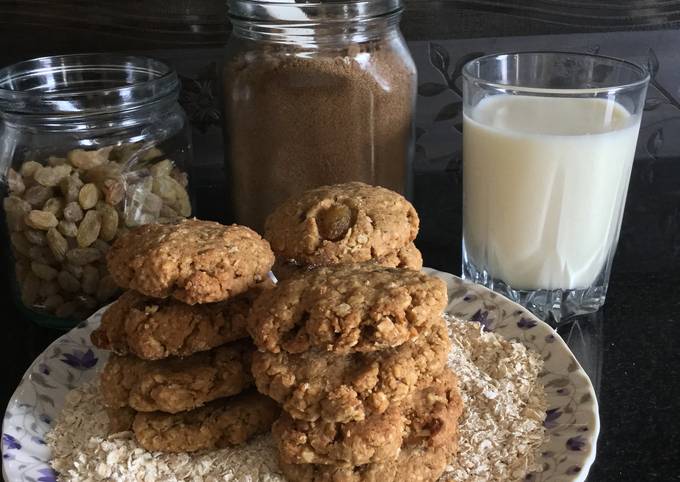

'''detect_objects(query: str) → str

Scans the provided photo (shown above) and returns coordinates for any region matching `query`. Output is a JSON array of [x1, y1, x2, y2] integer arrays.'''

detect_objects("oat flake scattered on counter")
[[46, 317, 547, 482]]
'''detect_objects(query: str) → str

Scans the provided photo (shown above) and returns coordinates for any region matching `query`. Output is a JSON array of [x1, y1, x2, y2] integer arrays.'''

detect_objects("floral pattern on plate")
[[2, 270, 599, 482]]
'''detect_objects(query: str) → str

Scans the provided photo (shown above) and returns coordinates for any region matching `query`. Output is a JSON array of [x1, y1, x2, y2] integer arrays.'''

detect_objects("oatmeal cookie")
[[248, 264, 447, 354], [132, 390, 279, 453], [91, 283, 269, 360], [106, 219, 275, 304], [273, 405, 405, 466], [279, 444, 452, 482], [100, 342, 253, 414], [264, 182, 419, 266], [279, 447, 450, 482], [279, 370, 463, 482], [252, 321, 450, 422], [273, 242, 423, 281]]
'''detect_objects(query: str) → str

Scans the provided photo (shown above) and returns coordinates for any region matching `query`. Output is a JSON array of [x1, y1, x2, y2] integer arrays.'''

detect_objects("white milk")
[[463, 95, 641, 290]]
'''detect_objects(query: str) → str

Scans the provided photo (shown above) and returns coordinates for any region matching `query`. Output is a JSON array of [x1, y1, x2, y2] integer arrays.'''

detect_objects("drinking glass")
[[461, 52, 649, 323]]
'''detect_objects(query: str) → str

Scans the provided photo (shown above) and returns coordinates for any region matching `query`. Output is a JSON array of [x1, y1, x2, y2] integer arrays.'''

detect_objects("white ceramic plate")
[[2, 269, 599, 482]]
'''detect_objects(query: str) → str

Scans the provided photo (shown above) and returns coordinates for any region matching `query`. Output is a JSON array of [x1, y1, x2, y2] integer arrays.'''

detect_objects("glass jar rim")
[[0, 53, 179, 116], [228, 0, 402, 22], [463, 51, 650, 95]]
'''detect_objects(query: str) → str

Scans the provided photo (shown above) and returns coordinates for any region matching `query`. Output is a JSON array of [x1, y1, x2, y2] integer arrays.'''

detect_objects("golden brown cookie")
[[273, 405, 405, 466], [278, 370, 463, 482], [272, 242, 423, 281], [100, 342, 253, 414], [91, 283, 269, 360], [265, 182, 419, 266], [132, 390, 279, 453], [248, 264, 448, 354], [252, 321, 450, 423], [279, 444, 452, 482], [106, 219, 275, 304]]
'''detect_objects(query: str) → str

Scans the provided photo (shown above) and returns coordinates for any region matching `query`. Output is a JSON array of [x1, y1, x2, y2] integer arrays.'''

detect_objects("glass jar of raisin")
[[0, 54, 194, 328]]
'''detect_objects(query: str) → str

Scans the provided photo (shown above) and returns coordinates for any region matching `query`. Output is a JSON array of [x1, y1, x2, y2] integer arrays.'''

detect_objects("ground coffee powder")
[[224, 43, 416, 232]]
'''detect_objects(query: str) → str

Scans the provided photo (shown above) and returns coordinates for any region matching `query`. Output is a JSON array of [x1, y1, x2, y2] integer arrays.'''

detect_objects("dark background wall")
[[0, 0, 678, 275], [5, 0, 680, 55]]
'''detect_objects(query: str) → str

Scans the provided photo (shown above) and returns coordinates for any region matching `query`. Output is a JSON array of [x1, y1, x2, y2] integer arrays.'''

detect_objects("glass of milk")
[[462, 52, 649, 323]]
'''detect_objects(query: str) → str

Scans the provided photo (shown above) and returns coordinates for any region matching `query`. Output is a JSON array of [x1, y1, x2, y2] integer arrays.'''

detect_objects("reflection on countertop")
[[558, 313, 604, 398]]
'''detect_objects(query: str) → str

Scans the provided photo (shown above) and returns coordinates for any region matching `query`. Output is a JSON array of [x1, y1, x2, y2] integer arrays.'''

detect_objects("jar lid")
[[0, 54, 179, 115], [228, 0, 402, 22]]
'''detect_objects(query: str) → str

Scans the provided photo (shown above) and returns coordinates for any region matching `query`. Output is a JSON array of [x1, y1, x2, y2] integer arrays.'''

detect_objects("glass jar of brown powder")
[[224, 0, 416, 231]]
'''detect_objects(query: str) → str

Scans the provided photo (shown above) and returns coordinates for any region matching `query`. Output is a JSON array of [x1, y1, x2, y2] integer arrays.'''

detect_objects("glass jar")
[[224, 0, 417, 232], [0, 54, 194, 329]]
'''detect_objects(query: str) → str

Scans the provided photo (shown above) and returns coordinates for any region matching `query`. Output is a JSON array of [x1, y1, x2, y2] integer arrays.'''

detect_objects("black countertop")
[[425, 242, 680, 481], [1, 253, 678, 481]]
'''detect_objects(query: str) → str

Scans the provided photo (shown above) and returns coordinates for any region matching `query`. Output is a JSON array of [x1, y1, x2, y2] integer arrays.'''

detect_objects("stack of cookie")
[[248, 263, 464, 481], [91, 219, 280, 453], [264, 182, 423, 279]]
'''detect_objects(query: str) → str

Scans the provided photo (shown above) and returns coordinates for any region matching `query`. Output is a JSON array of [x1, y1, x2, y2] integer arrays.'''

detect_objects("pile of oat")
[[46, 381, 284, 482], [442, 317, 548, 481], [46, 318, 547, 481]]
